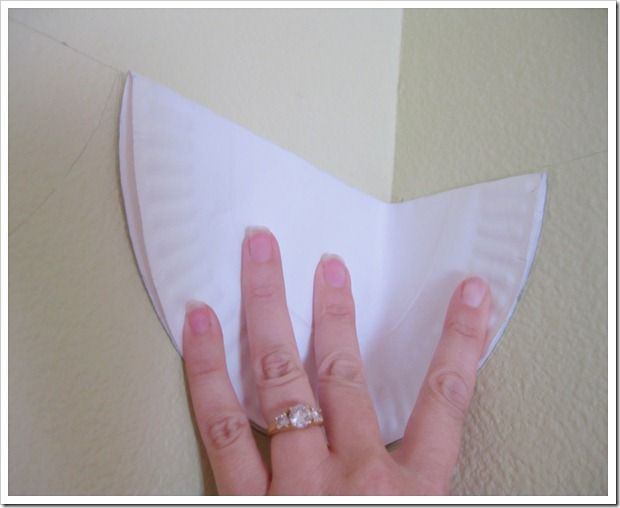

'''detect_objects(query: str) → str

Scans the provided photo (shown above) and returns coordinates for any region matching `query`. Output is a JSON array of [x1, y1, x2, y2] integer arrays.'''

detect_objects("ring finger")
[[241, 227, 329, 467], [312, 255, 383, 456]]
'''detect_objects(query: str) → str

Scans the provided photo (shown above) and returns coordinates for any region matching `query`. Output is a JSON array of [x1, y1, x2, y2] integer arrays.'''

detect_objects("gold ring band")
[[267, 403, 324, 436]]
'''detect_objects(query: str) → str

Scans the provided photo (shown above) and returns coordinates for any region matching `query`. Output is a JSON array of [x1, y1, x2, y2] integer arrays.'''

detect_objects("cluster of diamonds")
[[275, 404, 323, 430]]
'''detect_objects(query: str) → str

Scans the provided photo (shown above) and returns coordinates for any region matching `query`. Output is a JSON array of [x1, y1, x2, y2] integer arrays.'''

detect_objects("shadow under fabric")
[[119, 72, 547, 445]]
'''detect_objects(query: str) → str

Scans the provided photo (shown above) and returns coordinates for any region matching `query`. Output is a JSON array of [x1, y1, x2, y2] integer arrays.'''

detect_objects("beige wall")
[[8, 8, 607, 495], [394, 10, 608, 495]]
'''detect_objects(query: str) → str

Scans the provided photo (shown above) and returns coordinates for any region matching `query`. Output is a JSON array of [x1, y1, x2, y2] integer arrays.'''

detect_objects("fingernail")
[[186, 300, 211, 335], [246, 226, 272, 263], [461, 277, 487, 308], [321, 254, 346, 288]]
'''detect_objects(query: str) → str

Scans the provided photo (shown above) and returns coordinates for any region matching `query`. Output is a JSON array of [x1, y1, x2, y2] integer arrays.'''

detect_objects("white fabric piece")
[[119, 72, 547, 444]]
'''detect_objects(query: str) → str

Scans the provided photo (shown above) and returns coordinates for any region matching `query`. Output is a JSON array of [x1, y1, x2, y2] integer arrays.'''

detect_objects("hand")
[[183, 228, 491, 495]]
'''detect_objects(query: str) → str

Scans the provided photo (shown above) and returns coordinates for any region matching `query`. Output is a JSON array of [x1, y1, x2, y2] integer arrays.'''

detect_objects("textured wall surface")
[[393, 9, 607, 199], [8, 8, 607, 496], [394, 10, 608, 495]]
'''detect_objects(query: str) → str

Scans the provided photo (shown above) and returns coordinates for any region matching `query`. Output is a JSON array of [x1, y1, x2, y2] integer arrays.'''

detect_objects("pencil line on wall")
[[8, 75, 121, 238], [8, 16, 124, 76]]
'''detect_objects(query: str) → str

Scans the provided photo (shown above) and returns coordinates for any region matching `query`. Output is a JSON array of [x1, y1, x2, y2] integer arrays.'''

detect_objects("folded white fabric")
[[119, 72, 546, 444]]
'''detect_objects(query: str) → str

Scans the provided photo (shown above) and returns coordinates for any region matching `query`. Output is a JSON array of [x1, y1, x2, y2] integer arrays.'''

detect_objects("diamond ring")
[[267, 403, 324, 436]]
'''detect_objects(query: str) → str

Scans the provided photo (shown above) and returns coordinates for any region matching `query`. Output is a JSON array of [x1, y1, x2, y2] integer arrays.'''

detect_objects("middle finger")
[[241, 228, 329, 465], [312, 255, 383, 456]]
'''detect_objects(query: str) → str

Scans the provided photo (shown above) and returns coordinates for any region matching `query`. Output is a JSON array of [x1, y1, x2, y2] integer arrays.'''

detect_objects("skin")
[[183, 228, 491, 495]]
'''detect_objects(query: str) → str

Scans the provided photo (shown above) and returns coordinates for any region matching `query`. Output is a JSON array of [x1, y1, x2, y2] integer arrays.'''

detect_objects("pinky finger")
[[394, 277, 491, 492], [183, 301, 268, 495]]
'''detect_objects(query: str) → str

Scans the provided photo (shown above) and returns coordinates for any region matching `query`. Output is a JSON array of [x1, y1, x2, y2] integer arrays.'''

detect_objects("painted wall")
[[8, 8, 607, 495], [393, 10, 608, 495]]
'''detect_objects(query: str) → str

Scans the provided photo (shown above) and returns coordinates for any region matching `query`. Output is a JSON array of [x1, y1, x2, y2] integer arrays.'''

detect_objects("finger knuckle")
[[256, 348, 305, 388], [204, 413, 248, 450], [248, 282, 278, 300], [186, 358, 222, 386], [445, 314, 483, 341], [320, 302, 355, 322], [426, 369, 472, 420], [318, 351, 365, 388]]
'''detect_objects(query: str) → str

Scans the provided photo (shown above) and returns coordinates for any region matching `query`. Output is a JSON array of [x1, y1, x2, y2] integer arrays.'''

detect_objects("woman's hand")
[[183, 228, 491, 495]]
